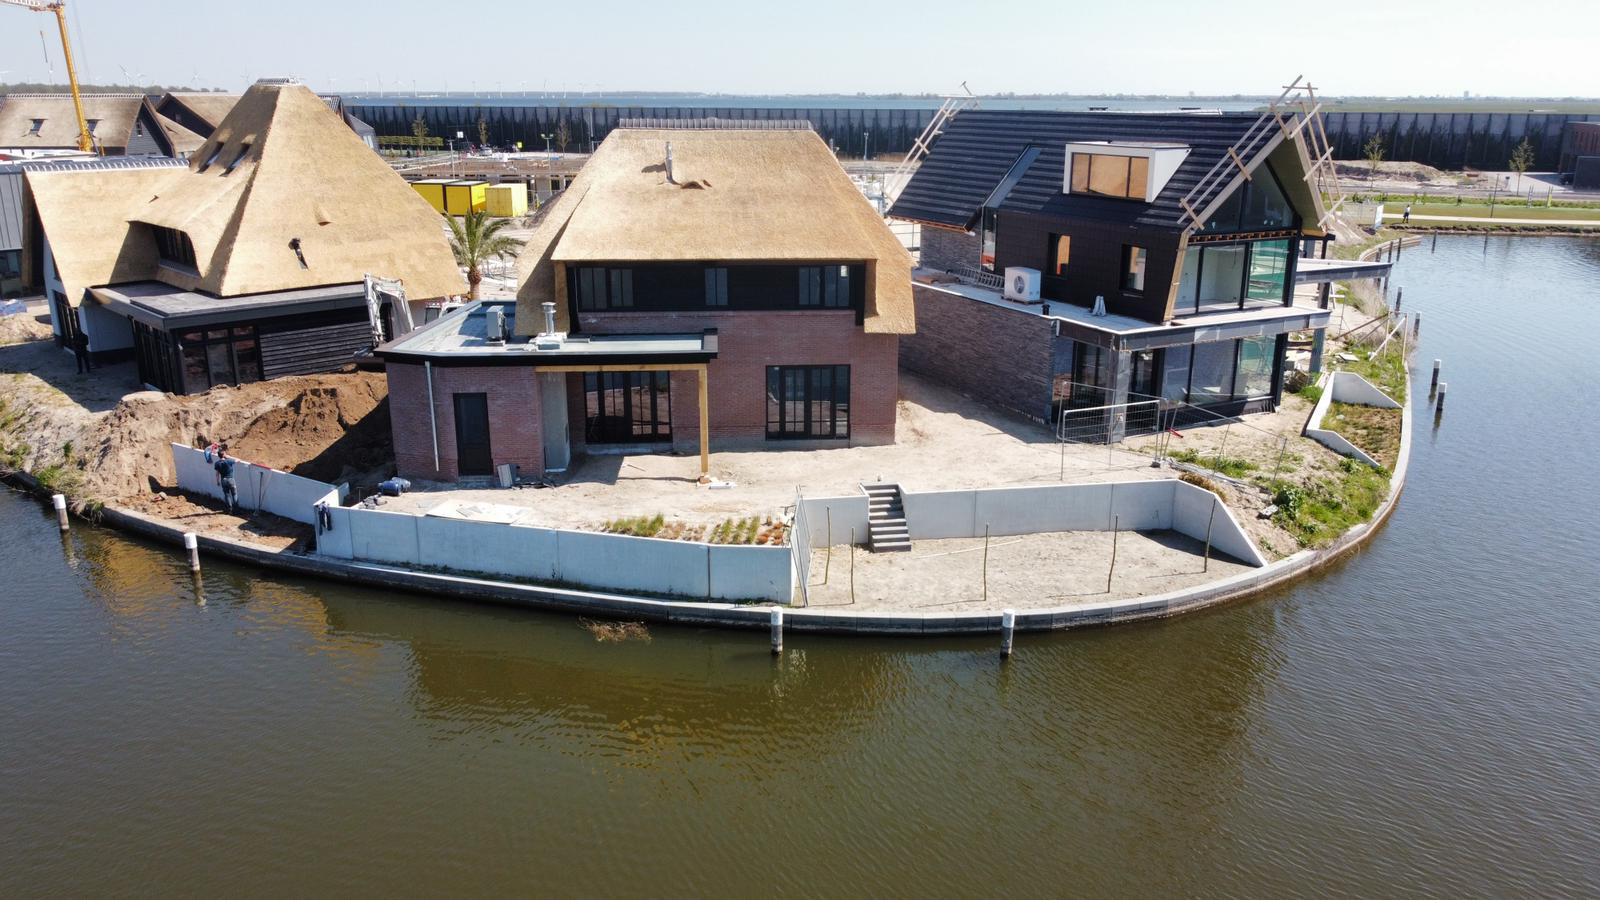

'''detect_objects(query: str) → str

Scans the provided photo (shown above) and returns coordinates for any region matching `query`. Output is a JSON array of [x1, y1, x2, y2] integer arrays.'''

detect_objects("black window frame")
[[766, 365, 850, 440], [1121, 245, 1147, 293], [153, 226, 198, 271], [704, 266, 728, 306], [28, 118, 45, 135], [575, 266, 635, 311], [583, 371, 672, 444], [177, 325, 261, 393], [798, 265, 850, 308]]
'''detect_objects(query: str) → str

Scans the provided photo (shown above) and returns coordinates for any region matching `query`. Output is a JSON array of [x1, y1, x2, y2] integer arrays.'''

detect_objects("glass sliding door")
[[766, 365, 850, 439], [1236, 336, 1277, 398], [1245, 239, 1291, 307], [584, 372, 672, 444]]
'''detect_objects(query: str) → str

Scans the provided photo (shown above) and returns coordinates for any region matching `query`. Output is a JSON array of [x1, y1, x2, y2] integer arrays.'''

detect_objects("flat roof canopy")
[[378, 300, 719, 366], [89, 280, 367, 330], [1293, 257, 1393, 284]]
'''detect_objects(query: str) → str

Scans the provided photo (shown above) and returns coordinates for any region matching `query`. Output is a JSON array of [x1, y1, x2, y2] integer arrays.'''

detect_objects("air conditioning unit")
[[1003, 266, 1041, 303]]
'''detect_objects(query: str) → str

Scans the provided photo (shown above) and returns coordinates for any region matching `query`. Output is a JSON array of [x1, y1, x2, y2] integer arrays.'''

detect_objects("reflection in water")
[[4, 238, 1600, 897]]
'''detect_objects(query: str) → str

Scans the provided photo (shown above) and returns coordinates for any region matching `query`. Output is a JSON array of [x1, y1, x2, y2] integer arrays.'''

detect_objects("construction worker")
[[72, 331, 92, 373], [212, 444, 238, 514]]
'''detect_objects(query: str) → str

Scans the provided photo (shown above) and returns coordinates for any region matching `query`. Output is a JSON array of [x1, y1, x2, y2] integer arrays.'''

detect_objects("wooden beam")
[[1227, 146, 1253, 180]]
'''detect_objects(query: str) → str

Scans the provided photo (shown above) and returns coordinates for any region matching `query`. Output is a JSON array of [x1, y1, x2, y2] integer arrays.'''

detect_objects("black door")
[[453, 393, 493, 476]]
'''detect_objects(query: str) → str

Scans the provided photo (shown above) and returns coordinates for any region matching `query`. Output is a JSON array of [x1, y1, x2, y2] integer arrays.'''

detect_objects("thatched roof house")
[[0, 93, 191, 157], [514, 124, 914, 335], [22, 79, 464, 394], [155, 91, 376, 149]]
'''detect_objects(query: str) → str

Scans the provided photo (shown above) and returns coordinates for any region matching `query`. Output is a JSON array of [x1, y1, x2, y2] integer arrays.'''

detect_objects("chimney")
[[665, 141, 676, 184], [535, 301, 564, 350], [542, 301, 557, 335]]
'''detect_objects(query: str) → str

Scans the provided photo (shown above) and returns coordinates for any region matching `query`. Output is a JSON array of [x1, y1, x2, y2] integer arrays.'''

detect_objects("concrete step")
[[870, 516, 907, 527], [870, 540, 912, 552]]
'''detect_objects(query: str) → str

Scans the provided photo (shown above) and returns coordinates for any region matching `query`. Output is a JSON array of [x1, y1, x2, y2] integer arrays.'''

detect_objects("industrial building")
[[378, 121, 915, 483], [889, 97, 1386, 432], [1559, 121, 1600, 190], [20, 78, 463, 393]]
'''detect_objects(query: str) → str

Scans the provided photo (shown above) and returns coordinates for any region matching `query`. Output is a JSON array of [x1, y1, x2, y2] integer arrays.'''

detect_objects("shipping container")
[[443, 180, 488, 215], [410, 178, 453, 214], [485, 182, 529, 217]]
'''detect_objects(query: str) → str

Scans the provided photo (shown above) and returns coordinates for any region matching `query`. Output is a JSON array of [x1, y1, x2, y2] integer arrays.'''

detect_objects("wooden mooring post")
[[184, 532, 200, 573], [52, 494, 68, 532], [770, 607, 783, 655], [1430, 360, 1441, 397], [1000, 609, 1016, 658]]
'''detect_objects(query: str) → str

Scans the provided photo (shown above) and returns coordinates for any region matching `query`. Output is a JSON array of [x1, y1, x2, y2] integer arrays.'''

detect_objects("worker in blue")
[[212, 444, 238, 514]]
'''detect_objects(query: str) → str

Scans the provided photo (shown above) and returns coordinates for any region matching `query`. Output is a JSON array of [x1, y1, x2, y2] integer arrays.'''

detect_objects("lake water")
[[3, 236, 1599, 895]]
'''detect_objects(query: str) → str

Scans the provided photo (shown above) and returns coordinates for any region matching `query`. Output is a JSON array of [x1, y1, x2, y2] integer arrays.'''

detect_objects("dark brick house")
[[890, 109, 1378, 433], [379, 122, 915, 482]]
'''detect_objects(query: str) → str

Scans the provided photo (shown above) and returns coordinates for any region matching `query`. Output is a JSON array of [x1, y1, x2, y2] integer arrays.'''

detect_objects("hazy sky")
[[1, 0, 1595, 97]]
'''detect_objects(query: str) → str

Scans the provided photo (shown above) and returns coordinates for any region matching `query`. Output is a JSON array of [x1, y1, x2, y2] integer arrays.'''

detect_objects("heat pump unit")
[[1004, 266, 1041, 303]]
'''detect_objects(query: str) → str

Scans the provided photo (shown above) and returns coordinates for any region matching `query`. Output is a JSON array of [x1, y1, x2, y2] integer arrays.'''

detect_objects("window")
[[198, 143, 224, 172], [28, 118, 44, 135], [1245, 239, 1290, 305], [178, 326, 261, 393], [1047, 234, 1071, 277], [1177, 239, 1291, 314], [85, 119, 100, 135], [1197, 243, 1246, 311], [704, 267, 728, 306], [1121, 245, 1147, 293], [153, 226, 197, 270], [1070, 153, 1147, 200], [979, 208, 998, 272], [575, 266, 633, 310], [584, 372, 671, 443], [1188, 340, 1238, 403], [766, 365, 850, 439], [223, 143, 251, 175], [799, 266, 850, 308], [1201, 162, 1296, 233]]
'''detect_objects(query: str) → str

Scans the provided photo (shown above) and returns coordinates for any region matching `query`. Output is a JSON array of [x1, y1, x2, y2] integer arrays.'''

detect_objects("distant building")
[[890, 109, 1386, 429], [155, 91, 378, 151], [20, 79, 463, 393], [378, 122, 915, 482], [0, 93, 200, 159], [1559, 121, 1600, 189]]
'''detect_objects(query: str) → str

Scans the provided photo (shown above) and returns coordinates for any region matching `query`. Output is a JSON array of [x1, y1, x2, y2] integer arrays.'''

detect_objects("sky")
[[0, 0, 1595, 98]]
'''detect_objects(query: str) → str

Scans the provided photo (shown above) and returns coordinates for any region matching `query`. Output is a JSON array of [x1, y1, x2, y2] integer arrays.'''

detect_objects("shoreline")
[[2, 368, 1414, 636]]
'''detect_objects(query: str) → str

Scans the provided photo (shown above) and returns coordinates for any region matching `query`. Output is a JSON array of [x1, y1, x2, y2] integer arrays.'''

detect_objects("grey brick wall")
[[918, 227, 980, 273], [899, 283, 1054, 423]]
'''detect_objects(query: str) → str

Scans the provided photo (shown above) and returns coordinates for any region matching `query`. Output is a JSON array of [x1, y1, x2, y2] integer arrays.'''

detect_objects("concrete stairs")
[[862, 483, 911, 553]]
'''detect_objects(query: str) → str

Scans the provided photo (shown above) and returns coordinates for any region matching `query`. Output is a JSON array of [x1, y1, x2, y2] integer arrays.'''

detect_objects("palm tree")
[[446, 210, 524, 298]]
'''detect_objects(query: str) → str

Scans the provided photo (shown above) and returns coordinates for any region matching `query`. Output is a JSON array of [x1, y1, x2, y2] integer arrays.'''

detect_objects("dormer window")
[[223, 143, 251, 175], [1064, 142, 1191, 203], [28, 118, 45, 135], [153, 226, 197, 271], [198, 143, 224, 172], [86, 119, 100, 135]]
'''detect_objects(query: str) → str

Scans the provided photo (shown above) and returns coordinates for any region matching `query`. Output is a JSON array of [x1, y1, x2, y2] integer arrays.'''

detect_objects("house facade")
[[891, 109, 1381, 432], [379, 122, 914, 482], [20, 79, 463, 393]]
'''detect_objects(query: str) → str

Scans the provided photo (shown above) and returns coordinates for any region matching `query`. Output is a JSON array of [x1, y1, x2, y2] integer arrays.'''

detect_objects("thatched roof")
[[154, 113, 206, 156], [514, 127, 913, 335], [0, 93, 171, 154], [25, 81, 465, 307], [159, 92, 242, 133]]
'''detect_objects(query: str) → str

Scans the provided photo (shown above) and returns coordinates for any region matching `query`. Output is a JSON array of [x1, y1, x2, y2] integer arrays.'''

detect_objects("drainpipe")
[[425, 360, 440, 471]]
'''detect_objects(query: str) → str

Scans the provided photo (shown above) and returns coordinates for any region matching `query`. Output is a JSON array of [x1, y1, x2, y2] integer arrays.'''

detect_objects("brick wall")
[[918, 226, 980, 272], [389, 362, 544, 481], [577, 309, 898, 447], [899, 283, 1055, 422]]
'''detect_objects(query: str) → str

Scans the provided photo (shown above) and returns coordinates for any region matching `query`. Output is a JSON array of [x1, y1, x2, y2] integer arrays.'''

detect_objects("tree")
[[410, 114, 429, 141], [555, 117, 572, 154], [446, 211, 525, 299], [476, 112, 489, 148], [1363, 134, 1385, 181], [1509, 137, 1534, 193]]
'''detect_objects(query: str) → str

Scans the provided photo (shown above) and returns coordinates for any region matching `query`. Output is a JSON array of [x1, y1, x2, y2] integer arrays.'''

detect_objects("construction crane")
[[2, 0, 94, 152]]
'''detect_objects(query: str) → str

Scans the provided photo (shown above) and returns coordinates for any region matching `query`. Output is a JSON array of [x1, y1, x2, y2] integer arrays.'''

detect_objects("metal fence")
[[788, 489, 812, 608], [1057, 398, 1163, 444]]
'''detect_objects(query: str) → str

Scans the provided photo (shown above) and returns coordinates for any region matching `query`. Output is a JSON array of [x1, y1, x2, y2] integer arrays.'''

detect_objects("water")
[[3, 236, 1599, 895]]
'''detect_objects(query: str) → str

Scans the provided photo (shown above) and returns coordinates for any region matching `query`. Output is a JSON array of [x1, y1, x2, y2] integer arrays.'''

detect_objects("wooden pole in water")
[[770, 606, 783, 654], [1203, 502, 1217, 573], [1435, 382, 1447, 415], [1430, 359, 1441, 397], [1106, 515, 1119, 593], [1413, 313, 1422, 340], [184, 532, 200, 573], [52, 493, 68, 532], [1000, 609, 1015, 658]]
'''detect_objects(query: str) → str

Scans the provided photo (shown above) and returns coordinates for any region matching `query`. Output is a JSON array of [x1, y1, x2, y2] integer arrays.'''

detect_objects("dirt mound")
[[0, 311, 53, 346], [82, 370, 394, 499]]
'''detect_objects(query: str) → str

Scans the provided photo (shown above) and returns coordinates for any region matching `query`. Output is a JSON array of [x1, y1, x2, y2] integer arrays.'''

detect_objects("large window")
[[979, 209, 998, 272], [1236, 336, 1276, 398], [179, 327, 261, 394], [798, 266, 850, 308], [1176, 239, 1292, 314], [575, 266, 634, 310], [1201, 162, 1297, 234], [1159, 337, 1282, 406], [584, 372, 671, 443], [704, 267, 728, 306], [1187, 340, 1237, 404], [1196, 244, 1246, 311], [1245, 239, 1290, 304], [154, 226, 197, 271], [766, 365, 850, 439], [1070, 153, 1149, 200], [1121, 245, 1147, 293]]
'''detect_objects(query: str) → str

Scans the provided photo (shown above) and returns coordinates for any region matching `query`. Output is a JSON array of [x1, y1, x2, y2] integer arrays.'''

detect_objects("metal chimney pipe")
[[665, 141, 675, 184], [541, 301, 557, 334]]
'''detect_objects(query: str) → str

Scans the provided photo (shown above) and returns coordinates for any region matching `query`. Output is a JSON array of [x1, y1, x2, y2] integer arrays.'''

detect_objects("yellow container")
[[411, 178, 451, 214], [486, 182, 529, 217], [443, 180, 487, 215]]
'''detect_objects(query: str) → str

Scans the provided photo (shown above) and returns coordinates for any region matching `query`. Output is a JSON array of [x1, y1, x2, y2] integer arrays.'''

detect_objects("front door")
[[452, 393, 493, 476]]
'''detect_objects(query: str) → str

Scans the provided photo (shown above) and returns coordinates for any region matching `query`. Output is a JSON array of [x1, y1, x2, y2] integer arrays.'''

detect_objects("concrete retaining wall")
[[314, 503, 792, 603], [171, 443, 346, 525], [1304, 372, 1401, 468], [798, 495, 870, 549]]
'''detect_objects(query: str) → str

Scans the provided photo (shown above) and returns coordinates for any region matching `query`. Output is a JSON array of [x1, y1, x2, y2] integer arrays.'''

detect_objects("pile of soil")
[[119, 489, 312, 551], [82, 370, 394, 499], [1336, 160, 1453, 183], [0, 311, 53, 346]]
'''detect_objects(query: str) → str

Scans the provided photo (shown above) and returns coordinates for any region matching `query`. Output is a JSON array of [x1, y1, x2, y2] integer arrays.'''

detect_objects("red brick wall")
[[388, 362, 544, 481], [577, 309, 899, 447]]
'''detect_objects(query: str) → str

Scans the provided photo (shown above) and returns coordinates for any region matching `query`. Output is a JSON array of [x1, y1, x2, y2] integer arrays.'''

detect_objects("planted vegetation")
[[1327, 402, 1402, 470], [1271, 457, 1391, 548], [1171, 448, 1256, 480], [602, 513, 788, 546]]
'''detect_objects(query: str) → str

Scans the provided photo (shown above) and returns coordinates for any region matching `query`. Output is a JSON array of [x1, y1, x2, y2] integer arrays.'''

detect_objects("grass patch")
[[1273, 457, 1392, 548], [603, 513, 665, 538], [1327, 402, 1402, 470], [1178, 471, 1227, 501], [1171, 448, 1256, 479], [1341, 346, 1408, 403], [1297, 382, 1324, 405]]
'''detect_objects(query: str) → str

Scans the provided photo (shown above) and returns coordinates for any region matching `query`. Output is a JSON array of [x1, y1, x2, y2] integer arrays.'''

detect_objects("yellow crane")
[[2, 0, 94, 152]]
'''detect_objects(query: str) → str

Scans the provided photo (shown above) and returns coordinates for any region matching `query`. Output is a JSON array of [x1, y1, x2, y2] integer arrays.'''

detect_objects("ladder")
[[883, 83, 978, 204], [1177, 75, 1348, 234]]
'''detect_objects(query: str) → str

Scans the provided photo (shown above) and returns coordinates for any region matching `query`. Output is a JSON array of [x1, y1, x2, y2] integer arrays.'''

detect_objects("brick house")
[[890, 108, 1387, 433], [379, 122, 915, 483]]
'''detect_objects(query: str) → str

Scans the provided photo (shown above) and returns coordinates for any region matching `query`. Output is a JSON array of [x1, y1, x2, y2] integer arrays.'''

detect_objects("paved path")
[[1382, 213, 1600, 226]]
